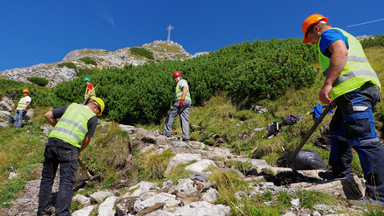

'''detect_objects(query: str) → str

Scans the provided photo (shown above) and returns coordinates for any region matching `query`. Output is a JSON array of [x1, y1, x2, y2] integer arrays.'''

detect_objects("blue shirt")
[[319, 28, 349, 58]]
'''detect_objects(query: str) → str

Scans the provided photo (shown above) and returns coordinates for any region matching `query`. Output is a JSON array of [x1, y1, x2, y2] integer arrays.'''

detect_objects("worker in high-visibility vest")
[[14, 89, 31, 128], [159, 71, 192, 142], [302, 14, 384, 203], [37, 97, 105, 216], [84, 77, 96, 101]]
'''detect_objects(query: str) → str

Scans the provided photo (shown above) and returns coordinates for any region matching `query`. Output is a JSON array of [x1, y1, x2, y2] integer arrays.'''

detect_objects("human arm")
[[22, 102, 31, 111], [319, 40, 348, 105], [79, 136, 91, 153], [44, 111, 58, 126], [179, 86, 188, 107], [44, 104, 69, 126]]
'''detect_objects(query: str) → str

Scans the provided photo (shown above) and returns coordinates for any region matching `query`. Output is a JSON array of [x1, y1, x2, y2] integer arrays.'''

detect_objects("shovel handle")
[[289, 105, 332, 162], [78, 158, 93, 179]]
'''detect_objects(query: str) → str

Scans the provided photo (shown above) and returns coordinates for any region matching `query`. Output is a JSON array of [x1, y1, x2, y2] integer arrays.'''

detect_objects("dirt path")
[[2, 166, 60, 216]]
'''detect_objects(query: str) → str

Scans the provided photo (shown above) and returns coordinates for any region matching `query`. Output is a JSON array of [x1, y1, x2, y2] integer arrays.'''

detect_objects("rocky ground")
[[1, 120, 375, 216]]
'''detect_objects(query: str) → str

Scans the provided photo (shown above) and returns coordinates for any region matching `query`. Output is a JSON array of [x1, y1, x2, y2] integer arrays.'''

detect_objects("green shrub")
[[130, 47, 154, 60], [57, 62, 77, 70], [27, 77, 48, 87], [50, 38, 317, 124], [79, 57, 97, 66], [360, 35, 384, 49]]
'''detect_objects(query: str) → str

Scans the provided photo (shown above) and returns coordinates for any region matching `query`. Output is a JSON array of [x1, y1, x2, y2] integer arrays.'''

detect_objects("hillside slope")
[[0, 40, 202, 87]]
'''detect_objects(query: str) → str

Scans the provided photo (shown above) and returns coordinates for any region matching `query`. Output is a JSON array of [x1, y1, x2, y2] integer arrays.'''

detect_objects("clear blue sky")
[[0, 0, 383, 71]]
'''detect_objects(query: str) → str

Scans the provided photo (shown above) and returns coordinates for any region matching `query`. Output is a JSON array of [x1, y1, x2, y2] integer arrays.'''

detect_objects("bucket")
[[8, 115, 14, 123]]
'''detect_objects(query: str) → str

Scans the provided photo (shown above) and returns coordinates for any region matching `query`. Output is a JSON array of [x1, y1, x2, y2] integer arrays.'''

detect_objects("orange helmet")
[[22, 89, 29, 93], [302, 14, 328, 43], [173, 71, 182, 78]]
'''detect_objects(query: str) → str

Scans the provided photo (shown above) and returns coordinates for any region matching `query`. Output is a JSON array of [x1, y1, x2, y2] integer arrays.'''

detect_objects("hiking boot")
[[318, 171, 351, 180], [159, 131, 171, 137]]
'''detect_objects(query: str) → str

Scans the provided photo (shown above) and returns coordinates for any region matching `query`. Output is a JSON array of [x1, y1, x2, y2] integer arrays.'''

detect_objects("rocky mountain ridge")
[[0, 40, 208, 87]]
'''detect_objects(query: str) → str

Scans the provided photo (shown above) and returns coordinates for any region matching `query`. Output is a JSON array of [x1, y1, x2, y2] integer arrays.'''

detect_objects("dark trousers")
[[37, 138, 79, 216], [329, 82, 384, 201]]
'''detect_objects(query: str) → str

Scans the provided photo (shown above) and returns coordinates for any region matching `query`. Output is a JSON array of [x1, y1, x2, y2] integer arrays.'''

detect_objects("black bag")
[[8, 115, 14, 123], [276, 149, 326, 170]]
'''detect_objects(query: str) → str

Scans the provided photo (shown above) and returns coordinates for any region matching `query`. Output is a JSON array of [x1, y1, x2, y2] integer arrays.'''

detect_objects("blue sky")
[[0, 0, 383, 71]]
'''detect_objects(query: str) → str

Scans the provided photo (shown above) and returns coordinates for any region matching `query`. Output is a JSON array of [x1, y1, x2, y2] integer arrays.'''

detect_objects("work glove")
[[179, 99, 184, 107]]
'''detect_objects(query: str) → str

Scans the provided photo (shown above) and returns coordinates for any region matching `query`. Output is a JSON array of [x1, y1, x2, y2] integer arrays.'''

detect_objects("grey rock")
[[72, 194, 91, 206], [98, 196, 117, 216], [72, 205, 97, 216], [165, 153, 202, 175], [173, 201, 230, 216], [189, 173, 208, 182], [185, 159, 216, 173], [90, 190, 114, 204]]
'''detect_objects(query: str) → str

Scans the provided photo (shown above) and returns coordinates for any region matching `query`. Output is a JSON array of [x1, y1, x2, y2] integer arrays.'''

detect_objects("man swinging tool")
[[302, 14, 384, 203], [37, 97, 105, 216]]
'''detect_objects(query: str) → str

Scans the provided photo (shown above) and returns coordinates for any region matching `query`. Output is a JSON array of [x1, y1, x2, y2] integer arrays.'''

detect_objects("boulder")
[[165, 154, 202, 175], [185, 159, 216, 173], [98, 196, 117, 216]]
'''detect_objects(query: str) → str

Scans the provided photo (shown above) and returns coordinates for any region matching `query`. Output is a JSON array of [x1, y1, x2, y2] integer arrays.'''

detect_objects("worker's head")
[[84, 77, 90, 85], [302, 14, 330, 44], [22, 89, 29, 95], [89, 97, 105, 116], [173, 71, 182, 83]]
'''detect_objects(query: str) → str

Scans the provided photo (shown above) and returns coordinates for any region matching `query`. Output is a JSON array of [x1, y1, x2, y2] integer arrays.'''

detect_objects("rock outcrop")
[[0, 41, 208, 87]]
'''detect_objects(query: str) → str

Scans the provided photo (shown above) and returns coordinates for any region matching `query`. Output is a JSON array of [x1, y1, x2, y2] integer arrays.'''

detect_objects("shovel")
[[73, 159, 101, 192], [285, 105, 332, 171], [78, 158, 93, 180]]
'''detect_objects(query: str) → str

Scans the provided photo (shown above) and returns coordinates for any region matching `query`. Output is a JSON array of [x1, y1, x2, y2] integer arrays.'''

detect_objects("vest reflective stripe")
[[17, 97, 29, 110], [49, 103, 95, 148], [51, 127, 82, 143], [58, 118, 88, 134], [348, 56, 368, 62], [175, 79, 191, 101], [84, 85, 96, 99], [319, 28, 381, 99], [333, 70, 379, 86]]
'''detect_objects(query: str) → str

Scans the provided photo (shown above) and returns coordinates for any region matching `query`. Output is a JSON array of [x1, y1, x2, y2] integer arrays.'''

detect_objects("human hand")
[[179, 99, 184, 107], [319, 84, 332, 105]]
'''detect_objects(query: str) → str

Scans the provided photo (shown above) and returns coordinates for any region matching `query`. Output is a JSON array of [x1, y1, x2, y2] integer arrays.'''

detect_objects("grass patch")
[[130, 47, 154, 60], [166, 161, 195, 183], [135, 149, 175, 181], [79, 57, 97, 66], [57, 62, 77, 70]]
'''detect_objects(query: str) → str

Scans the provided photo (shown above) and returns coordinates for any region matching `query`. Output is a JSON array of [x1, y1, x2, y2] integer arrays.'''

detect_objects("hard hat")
[[173, 71, 182, 78], [302, 14, 328, 43], [84, 77, 90, 82], [22, 89, 29, 93], [90, 97, 105, 116]]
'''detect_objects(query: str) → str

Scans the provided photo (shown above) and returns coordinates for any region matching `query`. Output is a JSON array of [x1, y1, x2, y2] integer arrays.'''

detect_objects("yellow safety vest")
[[175, 79, 191, 102], [84, 84, 96, 100], [319, 28, 381, 99], [17, 96, 30, 110], [49, 103, 96, 148]]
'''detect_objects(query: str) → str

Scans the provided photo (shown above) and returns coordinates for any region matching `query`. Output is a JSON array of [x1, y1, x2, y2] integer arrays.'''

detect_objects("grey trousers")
[[164, 100, 191, 139]]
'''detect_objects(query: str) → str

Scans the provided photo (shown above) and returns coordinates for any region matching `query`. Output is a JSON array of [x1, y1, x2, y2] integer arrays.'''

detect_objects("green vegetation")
[[57, 62, 77, 70], [130, 47, 154, 60], [1, 35, 384, 214], [79, 57, 98, 66], [27, 76, 49, 87], [360, 34, 384, 49], [209, 168, 339, 215]]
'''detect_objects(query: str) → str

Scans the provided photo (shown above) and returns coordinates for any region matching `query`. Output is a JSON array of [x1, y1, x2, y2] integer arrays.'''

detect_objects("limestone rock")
[[173, 201, 230, 216], [185, 159, 216, 173]]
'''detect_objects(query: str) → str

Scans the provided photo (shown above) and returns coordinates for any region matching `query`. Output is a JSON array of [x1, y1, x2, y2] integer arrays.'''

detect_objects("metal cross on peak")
[[167, 24, 174, 41]]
